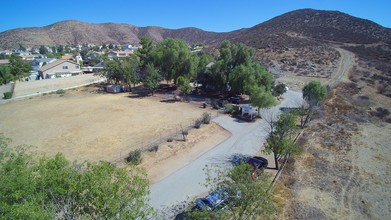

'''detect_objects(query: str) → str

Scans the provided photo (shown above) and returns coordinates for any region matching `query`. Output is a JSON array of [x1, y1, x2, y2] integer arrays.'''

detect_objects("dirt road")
[[150, 90, 303, 218], [327, 48, 355, 88]]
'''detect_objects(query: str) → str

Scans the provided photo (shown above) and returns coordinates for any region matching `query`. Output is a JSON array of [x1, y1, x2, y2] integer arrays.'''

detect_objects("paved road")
[[149, 90, 303, 218]]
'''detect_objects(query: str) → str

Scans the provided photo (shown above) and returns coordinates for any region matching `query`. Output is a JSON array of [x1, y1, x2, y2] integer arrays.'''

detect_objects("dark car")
[[230, 154, 268, 178], [228, 96, 241, 104]]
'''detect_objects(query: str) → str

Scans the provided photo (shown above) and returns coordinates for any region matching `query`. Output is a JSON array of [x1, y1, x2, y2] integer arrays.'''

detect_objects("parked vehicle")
[[228, 96, 241, 104], [175, 187, 240, 219], [230, 154, 268, 178]]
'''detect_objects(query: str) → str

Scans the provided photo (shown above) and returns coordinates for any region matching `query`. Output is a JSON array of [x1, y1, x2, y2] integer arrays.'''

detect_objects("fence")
[[110, 110, 220, 164]]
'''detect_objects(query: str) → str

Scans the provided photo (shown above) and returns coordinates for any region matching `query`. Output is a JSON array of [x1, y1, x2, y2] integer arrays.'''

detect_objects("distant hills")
[[0, 20, 225, 49], [0, 9, 390, 50]]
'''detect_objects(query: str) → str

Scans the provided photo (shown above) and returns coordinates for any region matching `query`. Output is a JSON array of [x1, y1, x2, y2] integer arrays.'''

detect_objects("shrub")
[[375, 107, 390, 119], [56, 89, 66, 94], [202, 112, 211, 124], [167, 138, 173, 142], [194, 119, 202, 129], [148, 145, 159, 152], [182, 130, 188, 141], [224, 104, 234, 114], [126, 149, 142, 165], [3, 91, 12, 99]]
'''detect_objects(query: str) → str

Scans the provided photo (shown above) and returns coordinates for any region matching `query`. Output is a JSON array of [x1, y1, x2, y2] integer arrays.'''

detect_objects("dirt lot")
[[276, 82, 391, 219], [0, 85, 225, 164]]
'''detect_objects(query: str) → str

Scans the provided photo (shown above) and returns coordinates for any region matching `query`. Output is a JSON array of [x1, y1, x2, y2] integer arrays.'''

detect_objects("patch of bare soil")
[[0, 86, 216, 163], [139, 123, 231, 183], [276, 82, 391, 219]]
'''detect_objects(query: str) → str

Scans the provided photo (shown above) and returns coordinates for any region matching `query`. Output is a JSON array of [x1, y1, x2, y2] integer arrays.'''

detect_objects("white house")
[[38, 59, 82, 79]]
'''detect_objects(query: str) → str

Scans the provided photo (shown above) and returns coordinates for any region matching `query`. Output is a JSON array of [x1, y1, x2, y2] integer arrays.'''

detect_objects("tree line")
[[98, 38, 279, 103]]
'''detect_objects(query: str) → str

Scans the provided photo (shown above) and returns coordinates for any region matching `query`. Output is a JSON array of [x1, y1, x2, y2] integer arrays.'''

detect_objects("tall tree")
[[135, 37, 154, 71], [0, 64, 12, 84], [264, 112, 299, 170], [142, 63, 162, 95], [208, 41, 273, 95], [177, 76, 192, 100], [9, 54, 32, 81], [123, 55, 140, 88], [302, 80, 327, 107], [0, 135, 155, 219], [39, 45, 47, 54], [153, 38, 197, 84], [250, 85, 276, 116]]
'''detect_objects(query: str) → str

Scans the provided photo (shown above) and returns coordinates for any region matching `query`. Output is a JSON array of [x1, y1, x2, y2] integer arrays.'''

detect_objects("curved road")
[[327, 48, 355, 88], [149, 90, 303, 218]]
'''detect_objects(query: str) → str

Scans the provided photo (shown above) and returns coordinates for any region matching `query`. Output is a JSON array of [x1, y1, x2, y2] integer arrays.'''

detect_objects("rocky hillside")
[[1, 9, 390, 50], [227, 9, 391, 49], [0, 20, 225, 49]]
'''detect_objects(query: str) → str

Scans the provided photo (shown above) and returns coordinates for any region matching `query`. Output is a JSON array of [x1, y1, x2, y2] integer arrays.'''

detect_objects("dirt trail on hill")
[[327, 48, 355, 88]]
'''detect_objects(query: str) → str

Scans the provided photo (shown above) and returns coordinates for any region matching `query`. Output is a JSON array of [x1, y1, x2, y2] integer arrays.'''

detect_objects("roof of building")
[[0, 59, 9, 65], [38, 59, 78, 72]]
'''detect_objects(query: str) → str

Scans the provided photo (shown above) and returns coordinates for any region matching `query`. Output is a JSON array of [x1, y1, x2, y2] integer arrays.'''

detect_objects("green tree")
[[194, 52, 214, 89], [250, 86, 276, 117], [177, 76, 192, 100], [208, 41, 273, 95], [188, 163, 276, 220], [135, 37, 154, 71], [39, 45, 47, 54], [302, 80, 327, 107], [142, 63, 162, 95], [153, 38, 198, 84], [264, 112, 299, 170], [0, 64, 12, 84], [108, 43, 114, 49], [272, 83, 287, 96], [9, 55, 32, 81], [0, 135, 155, 219], [57, 45, 64, 53], [99, 56, 138, 86], [123, 55, 140, 88]]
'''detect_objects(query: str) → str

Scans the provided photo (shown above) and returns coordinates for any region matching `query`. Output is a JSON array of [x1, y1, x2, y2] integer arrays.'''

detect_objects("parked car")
[[195, 188, 240, 211], [228, 96, 241, 104], [230, 154, 268, 178], [175, 187, 240, 219]]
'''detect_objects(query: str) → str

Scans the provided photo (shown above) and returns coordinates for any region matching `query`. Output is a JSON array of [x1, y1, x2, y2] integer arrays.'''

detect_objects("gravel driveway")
[[149, 90, 303, 218]]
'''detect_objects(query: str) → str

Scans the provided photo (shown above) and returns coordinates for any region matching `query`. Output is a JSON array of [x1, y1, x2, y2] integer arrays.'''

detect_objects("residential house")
[[107, 49, 133, 59], [0, 50, 12, 55], [38, 59, 82, 79], [32, 58, 57, 71], [0, 59, 9, 65]]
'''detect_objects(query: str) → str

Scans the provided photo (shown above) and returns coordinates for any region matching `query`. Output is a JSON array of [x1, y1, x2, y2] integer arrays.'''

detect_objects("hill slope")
[[1, 9, 390, 50], [0, 20, 224, 49]]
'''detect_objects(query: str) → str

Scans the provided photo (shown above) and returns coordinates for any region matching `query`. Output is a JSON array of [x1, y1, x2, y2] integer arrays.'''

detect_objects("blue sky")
[[1, 0, 390, 33]]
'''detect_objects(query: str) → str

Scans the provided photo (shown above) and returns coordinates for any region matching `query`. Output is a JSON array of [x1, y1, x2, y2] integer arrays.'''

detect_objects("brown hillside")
[[0, 20, 224, 49]]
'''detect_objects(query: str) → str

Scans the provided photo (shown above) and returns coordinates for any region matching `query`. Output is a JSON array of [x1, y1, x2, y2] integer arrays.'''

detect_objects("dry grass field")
[[0, 85, 219, 163]]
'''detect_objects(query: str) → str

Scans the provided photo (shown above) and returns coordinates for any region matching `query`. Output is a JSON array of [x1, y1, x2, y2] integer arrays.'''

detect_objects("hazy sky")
[[1, 0, 390, 33]]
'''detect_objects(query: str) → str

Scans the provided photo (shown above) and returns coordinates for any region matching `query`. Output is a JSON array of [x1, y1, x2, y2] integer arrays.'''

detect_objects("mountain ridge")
[[0, 8, 390, 50]]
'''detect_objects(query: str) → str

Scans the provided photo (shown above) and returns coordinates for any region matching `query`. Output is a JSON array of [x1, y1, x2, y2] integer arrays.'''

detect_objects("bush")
[[3, 91, 12, 99], [56, 89, 66, 94], [167, 138, 173, 142], [126, 149, 142, 165], [194, 119, 203, 129], [202, 112, 211, 124], [224, 104, 234, 114], [148, 145, 159, 152]]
